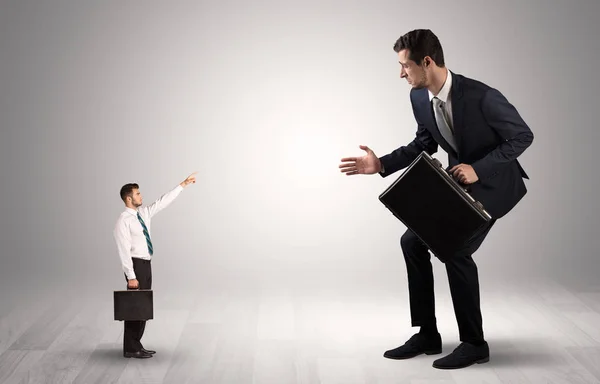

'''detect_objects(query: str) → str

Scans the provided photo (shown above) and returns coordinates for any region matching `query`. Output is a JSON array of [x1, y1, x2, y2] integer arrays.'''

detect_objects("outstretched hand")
[[180, 172, 198, 187], [339, 145, 382, 175]]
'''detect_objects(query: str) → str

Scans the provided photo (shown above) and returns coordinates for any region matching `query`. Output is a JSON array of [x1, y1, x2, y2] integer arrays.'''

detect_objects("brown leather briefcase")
[[379, 151, 492, 259]]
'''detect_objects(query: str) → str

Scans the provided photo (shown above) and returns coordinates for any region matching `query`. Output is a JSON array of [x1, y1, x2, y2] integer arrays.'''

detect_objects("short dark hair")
[[393, 29, 445, 66], [120, 183, 139, 203]]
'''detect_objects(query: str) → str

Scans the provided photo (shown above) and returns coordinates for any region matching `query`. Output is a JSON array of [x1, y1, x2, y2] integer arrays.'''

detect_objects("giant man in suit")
[[339, 29, 534, 369]]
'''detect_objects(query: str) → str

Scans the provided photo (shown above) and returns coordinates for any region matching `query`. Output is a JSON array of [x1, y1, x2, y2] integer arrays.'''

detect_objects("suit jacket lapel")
[[449, 71, 464, 160]]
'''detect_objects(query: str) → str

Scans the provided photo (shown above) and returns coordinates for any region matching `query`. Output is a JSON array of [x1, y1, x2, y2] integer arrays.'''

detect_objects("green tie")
[[137, 212, 154, 255]]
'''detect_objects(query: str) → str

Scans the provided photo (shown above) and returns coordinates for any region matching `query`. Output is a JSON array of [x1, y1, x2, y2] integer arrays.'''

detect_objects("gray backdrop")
[[1, 0, 598, 295]]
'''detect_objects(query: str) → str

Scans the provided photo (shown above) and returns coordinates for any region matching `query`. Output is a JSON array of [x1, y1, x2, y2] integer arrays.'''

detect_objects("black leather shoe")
[[383, 332, 442, 359], [124, 350, 153, 358], [432, 341, 489, 369], [141, 348, 156, 354]]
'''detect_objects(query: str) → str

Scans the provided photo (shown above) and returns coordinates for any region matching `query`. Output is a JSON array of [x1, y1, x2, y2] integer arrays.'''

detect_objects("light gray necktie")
[[432, 96, 457, 152]]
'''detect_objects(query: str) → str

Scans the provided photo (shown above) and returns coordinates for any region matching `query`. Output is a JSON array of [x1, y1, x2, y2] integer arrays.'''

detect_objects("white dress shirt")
[[113, 184, 184, 280]]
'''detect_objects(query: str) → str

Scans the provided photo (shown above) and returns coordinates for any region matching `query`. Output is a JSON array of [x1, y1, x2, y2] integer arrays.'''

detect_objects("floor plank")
[[161, 323, 220, 384], [0, 278, 599, 383], [0, 350, 45, 384], [0, 298, 52, 355], [565, 347, 600, 382], [70, 343, 129, 384], [116, 309, 189, 384], [8, 297, 79, 351]]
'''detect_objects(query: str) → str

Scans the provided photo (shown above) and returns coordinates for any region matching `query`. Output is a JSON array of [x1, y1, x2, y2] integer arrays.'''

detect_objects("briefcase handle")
[[430, 158, 472, 193]]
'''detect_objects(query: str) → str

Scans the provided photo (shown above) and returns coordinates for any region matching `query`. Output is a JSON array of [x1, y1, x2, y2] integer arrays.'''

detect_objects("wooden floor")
[[1, 275, 600, 384]]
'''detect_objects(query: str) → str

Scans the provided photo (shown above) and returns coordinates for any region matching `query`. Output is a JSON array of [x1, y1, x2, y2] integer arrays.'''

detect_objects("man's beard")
[[412, 71, 428, 89]]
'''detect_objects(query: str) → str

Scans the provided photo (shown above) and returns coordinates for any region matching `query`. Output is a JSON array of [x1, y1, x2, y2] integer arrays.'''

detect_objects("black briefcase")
[[378, 151, 492, 259], [113, 289, 154, 321]]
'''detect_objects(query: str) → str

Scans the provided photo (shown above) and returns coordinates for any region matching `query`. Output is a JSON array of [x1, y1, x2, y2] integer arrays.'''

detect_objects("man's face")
[[398, 49, 428, 89], [129, 189, 143, 207]]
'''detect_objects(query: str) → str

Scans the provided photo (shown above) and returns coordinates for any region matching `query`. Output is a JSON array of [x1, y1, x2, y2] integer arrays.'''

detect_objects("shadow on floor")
[[465, 338, 563, 368]]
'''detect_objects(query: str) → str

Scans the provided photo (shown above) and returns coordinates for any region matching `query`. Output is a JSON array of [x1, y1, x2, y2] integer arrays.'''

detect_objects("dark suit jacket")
[[379, 71, 534, 219]]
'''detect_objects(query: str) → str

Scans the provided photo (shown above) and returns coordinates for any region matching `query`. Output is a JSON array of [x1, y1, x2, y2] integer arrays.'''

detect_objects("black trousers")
[[401, 219, 496, 344], [123, 258, 152, 353]]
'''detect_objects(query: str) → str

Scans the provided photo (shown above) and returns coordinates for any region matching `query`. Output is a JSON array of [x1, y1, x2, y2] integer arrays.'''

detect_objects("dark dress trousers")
[[123, 257, 152, 353]]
